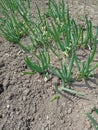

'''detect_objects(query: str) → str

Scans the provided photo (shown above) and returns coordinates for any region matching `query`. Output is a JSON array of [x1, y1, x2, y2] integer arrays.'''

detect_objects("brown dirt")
[[0, 1, 98, 130]]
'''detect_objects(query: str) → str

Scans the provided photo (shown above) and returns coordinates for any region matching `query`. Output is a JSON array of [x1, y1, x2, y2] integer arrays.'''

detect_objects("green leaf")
[[93, 106, 98, 115], [22, 71, 35, 75], [61, 86, 87, 96], [86, 113, 98, 130], [50, 94, 60, 102], [67, 53, 74, 79], [25, 56, 43, 73]]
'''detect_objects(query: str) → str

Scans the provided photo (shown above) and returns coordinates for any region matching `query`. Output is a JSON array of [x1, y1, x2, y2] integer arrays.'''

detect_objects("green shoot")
[[25, 47, 50, 74], [49, 53, 75, 84], [86, 106, 98, 130], [0, 0, 30, 51], [81, 16, 93, 49], [53, 83, 86, 96], [75, 37, 98, 80], [50, 94, 60, 102]]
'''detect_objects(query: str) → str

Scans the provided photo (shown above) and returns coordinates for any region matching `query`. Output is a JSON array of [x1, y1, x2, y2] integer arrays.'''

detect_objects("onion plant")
[[22, 0, 97, 96], [17, 1, 52, 48], [46, 0, 94, 57], [1, 0, 98, 97], [47, 0, 72, 57], [86, 106, 98, 130], [71, 19, 82, 47], [28, 18, 51, 48], [80, 15, 93, 49], [49, 52, 75, 84], [0, 0, 30, 51], [49, 51, 86, 96], [75, 37, 98, 80], [25, 47, 50, 74]]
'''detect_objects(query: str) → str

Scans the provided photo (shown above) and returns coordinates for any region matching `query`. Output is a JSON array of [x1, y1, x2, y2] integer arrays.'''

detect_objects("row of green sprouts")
[[0, 0, 98, 96]]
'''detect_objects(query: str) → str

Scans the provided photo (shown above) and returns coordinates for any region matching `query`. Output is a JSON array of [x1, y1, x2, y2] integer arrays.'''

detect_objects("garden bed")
[[0, 0, 98, 130]]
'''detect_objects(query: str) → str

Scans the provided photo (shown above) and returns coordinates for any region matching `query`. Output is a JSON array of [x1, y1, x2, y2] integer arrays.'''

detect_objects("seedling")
[[86, 106, 98, 130], [25, 47, 50, 74], [0, 0, 30, 51], [81, 15, 93, 49], [75, 37, 98, 80], [49, 52, 75, 84], [47, 0, 72, 56]]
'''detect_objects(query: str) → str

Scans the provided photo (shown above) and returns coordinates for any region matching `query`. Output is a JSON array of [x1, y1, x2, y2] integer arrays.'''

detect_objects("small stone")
[[7, 105, 10, 109], [22, 96, 26, 101], [44, 77, 48, 82], [67, 108, 72, 114], [46, 115, 49, 120], [69, 121, 72, 126]]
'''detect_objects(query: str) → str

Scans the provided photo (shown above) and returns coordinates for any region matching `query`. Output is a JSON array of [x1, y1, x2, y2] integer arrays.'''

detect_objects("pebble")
[[44, 77, 48, 82], [67, 108, 72, 114], [22, 96, 26, 101], [69, 121, 72, 126], [7, 104, 10, 109]]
